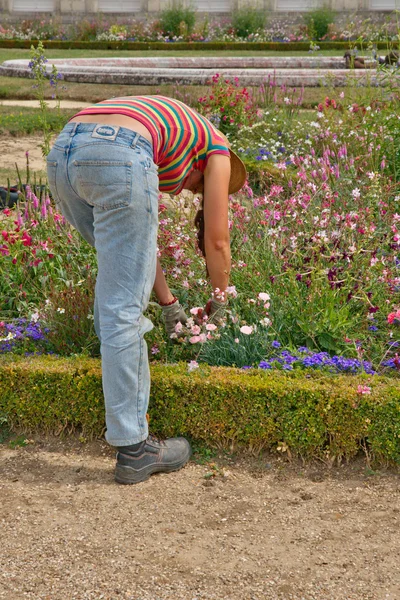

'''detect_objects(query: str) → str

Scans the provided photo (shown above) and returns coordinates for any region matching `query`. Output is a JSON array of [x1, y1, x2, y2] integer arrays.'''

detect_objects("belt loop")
[[66, 122, 78, 155], [130, 132, 140, 149]]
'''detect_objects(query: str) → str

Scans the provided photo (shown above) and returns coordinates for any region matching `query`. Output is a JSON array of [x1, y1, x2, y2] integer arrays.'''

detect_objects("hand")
[[160, 299, 188, 339], [205, 298, 227, 325]]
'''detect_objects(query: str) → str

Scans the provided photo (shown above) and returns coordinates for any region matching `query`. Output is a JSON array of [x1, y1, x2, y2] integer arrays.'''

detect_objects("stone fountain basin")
[[0, 56, 379, 87]]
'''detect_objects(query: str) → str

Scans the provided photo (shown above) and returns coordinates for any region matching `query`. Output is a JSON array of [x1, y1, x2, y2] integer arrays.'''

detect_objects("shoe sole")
[[115, 450, 191, 485]]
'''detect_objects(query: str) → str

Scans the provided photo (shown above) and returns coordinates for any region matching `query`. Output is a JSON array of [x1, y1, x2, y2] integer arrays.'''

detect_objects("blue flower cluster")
[[0, 319, 48, 354], [256, 349, 378, 374]]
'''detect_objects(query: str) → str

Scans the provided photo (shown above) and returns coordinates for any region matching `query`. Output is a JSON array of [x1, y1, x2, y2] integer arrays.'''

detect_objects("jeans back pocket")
[[72, 160, 133, 210]]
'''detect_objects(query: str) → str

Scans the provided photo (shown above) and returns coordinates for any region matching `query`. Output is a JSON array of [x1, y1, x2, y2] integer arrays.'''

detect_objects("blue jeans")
[[47, 122, 159, 446]]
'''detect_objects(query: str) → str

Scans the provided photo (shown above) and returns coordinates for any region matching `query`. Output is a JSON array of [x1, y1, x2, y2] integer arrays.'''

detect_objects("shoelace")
[[148, 433, 167, 446]]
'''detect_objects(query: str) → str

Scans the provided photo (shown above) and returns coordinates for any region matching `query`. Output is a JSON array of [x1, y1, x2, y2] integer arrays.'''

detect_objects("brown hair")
[[194, 203, 206, 258]]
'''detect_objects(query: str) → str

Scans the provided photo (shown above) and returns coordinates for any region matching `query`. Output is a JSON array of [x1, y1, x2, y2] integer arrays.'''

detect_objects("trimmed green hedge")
[[0, 40, 393, 51], [1, 355, 399, 463]]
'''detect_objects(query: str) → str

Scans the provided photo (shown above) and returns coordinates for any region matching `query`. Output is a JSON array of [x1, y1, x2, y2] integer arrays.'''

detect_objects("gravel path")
[[1, 438, 399, 600]]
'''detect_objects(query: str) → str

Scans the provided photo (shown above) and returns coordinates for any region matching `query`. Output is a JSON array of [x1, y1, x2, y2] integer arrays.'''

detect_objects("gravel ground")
[[1, 437, 400, 600]]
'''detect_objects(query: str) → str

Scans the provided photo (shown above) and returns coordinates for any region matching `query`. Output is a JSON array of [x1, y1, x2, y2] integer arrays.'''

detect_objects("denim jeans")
[[46, 122, 159, 446]]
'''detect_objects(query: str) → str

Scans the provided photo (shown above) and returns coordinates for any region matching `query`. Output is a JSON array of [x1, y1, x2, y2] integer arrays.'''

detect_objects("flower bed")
[[0, 13, 399, 44], [1, 72, 400, 376]]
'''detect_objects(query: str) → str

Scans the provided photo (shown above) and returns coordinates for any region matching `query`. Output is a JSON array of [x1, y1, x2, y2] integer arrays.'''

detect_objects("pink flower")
[[190, 324, 201, 335], [387, 310, 400, 324], [240, 325, 253, 335], [174, 321, 183, 333], [189, 335, 202, 344], [357, 385, 371, 395], [206, 323, 217, 331], [226, 285, 237, 298]]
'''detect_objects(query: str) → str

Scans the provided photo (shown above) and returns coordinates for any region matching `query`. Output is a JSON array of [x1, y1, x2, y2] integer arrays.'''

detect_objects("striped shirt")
[[73, 95, 231, 194]]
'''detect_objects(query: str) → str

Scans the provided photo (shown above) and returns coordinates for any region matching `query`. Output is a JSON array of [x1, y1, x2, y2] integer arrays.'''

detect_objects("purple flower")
[[259, 361, 272, 369]]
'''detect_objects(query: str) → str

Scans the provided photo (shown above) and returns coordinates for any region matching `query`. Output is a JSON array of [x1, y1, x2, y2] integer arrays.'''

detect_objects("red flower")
[[21, 231, 32, 247]]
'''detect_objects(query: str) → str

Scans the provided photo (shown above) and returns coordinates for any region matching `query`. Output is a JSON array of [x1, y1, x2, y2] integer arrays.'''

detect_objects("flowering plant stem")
[[29, 41, 63, 157]]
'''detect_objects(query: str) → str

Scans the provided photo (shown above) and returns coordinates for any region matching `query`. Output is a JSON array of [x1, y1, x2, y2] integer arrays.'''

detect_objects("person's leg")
[[48, 124, 156, 444], [69, 131, 158, 446]]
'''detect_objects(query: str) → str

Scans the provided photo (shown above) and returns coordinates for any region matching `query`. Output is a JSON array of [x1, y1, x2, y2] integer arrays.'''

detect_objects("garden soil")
[[1, 437, 399, 600], [3, 133, 52, 173]]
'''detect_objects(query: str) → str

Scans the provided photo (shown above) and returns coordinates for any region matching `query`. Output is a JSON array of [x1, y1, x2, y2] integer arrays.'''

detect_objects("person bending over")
[[46, 95, 246, 484]]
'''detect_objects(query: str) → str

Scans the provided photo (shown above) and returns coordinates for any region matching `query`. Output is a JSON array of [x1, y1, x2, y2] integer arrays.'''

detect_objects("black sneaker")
[[115, 434, 192, 484]]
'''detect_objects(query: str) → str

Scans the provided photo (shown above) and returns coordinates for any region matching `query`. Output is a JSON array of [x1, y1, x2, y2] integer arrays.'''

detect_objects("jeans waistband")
[[62, 122, 153, 156]]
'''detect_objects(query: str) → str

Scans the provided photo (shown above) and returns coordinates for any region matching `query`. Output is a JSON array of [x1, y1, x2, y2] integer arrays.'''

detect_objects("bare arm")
[[153, 257, 175, 305], [203, 154, 231, 302]]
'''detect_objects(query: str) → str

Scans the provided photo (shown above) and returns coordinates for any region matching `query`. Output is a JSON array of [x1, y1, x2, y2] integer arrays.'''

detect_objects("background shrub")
[[159, 2, 196, 38], [231, 3, 267, 38], [304, 7, 336, 40]]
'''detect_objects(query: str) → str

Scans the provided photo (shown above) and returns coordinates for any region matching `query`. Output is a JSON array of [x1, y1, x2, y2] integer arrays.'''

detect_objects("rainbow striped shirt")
[[73, 95, 230, 194]]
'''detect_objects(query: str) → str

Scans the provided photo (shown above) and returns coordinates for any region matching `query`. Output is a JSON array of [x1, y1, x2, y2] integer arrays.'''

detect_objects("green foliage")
[[0, 39, 368, 51], [0, 106, 70, 136], [41, 270, 100, 357], [72, 18, 104, 42], [159, 2, 196, 39], [231, 4, 267, 39], [0, 411, 10, 443], [0, 355, 399, 463], [304, 7, 336, 41]]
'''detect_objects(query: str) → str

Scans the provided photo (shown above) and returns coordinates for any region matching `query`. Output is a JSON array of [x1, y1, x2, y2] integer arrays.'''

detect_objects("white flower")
[[260, 317, 271, 327], [352, 188, 361, 199], [30, 312, 39, 322], [0, 332, 15, 342], [258, 292, 270, 302], [187, 360, 199, 372], [240, 325, 253, 335], [56, 307, 65, 314]]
